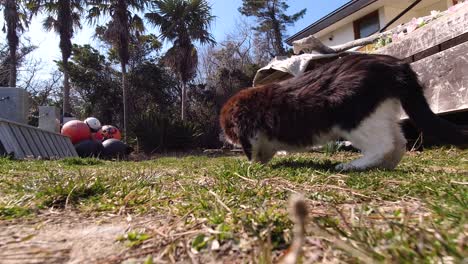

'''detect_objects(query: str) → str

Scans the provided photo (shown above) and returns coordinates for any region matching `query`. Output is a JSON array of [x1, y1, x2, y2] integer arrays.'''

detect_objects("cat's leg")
[[250, 132, 276, 164], [337, 127, 406, 171], [379, 126, 407, 169], [335, 100, 406, 171], [335, 128, 395, 171]]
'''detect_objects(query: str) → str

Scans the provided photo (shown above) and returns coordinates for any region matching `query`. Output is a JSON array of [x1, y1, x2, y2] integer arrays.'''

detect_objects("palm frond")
[[146, 0, 215, 46], [26, 1, 41, 14], [42, 16, 58, 32], [71, 12, 82, 29], [71, 1, 85, 12], [130, 14, 145, 33], [164, 43, 198, 83], [86, 6, 101, 24], [43, 2, 59, 14]]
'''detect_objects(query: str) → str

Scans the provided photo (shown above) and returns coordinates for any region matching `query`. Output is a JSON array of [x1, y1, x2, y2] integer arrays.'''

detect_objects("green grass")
[[0, 148, 466, 262], [117, 230, 152, 248]]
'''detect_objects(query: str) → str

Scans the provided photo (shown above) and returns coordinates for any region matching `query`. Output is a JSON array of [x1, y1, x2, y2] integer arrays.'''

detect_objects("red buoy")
[[100, 125, 122, 140], [61, 120, 92, 144], [92, 131, 104, 141]]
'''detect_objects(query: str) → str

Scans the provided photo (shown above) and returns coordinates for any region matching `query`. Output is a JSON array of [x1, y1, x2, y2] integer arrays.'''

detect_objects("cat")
[[220, 53, 468, 171]]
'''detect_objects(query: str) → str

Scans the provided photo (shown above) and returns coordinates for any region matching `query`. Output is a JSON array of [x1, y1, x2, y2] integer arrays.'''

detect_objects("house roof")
[[285, 0, 379, 45]]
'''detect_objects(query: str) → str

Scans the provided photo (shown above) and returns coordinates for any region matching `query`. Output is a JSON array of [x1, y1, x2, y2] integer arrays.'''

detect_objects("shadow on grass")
[[60, 157, 104, 166], [271, 159, 339, 171]]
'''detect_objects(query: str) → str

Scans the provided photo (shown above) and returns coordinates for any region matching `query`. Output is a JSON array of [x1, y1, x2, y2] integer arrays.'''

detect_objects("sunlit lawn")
[[0, 147, 466, 263]]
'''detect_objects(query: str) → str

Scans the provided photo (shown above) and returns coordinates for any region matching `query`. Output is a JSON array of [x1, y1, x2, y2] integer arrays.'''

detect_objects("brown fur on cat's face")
[[220, 87, 269, 161], [220, 86, 271, 144], [219, 91, 244, 146]]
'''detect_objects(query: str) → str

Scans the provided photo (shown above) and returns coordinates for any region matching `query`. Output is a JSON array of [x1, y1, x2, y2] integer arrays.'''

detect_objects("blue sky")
[[209, 0, 349, 42], [1, 0, 350, 78]]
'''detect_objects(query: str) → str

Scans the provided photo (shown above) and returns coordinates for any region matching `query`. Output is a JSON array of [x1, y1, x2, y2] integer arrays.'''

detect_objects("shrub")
[[132, 112, 202, 153]]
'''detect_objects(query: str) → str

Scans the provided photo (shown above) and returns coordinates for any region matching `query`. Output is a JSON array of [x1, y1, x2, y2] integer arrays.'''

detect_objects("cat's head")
[[219, 91, 243, 148], [220, 87, 274, 163]]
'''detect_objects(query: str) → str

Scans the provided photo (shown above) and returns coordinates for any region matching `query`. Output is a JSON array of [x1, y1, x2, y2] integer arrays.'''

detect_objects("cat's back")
[[271, 54, 407, 106]]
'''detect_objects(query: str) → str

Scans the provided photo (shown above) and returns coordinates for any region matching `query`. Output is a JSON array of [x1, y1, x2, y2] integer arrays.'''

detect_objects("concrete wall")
[[0, 87, 29, 124], [38, 106, 60, 133], [376, 4, 468, 115]]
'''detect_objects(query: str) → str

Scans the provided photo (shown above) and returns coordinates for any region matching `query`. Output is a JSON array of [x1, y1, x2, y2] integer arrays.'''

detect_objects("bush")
[[132, 113, 202, 153]]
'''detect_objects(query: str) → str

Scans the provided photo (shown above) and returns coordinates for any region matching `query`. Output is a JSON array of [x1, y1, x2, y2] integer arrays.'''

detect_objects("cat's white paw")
[[276, 151, 288, 156], [335, 163, 357, 171]]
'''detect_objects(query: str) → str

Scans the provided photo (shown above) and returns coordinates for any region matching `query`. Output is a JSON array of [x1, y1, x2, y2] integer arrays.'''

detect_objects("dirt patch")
[[0, 212, 168, 264]]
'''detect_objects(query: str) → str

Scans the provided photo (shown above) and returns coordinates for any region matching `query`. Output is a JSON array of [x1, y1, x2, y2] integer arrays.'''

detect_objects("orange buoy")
[[61, 120, 92, 144]]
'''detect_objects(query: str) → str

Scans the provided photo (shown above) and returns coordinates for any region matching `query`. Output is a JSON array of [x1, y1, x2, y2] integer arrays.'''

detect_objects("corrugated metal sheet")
[[0, 118, 77, 159]]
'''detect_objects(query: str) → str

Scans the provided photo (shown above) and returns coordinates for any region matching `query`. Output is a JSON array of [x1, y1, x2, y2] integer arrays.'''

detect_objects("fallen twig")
[[450, 180, 468, 185], [208, 190, 232, 213], [233, 172, 256, 183], [65, 185, 77, 210]]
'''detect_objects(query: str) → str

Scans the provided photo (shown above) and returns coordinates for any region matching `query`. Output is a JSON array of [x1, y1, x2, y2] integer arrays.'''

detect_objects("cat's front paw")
[[335, 163, 355, 171], [276, 151, 288, 156]]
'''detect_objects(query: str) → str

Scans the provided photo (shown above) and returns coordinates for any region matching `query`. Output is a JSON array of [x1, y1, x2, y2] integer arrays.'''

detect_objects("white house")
[[286, 0, 461, 46]]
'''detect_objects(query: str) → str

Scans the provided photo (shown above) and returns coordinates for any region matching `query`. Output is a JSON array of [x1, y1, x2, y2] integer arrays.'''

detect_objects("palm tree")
[[29, 0, 83, 116], [2, 0, 29, 88], [145, 0, 215, 120], [87, 0, 146, 140]]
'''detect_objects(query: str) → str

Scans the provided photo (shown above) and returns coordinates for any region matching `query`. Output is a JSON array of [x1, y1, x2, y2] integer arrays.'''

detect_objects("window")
[[353, 11, 380, 39]]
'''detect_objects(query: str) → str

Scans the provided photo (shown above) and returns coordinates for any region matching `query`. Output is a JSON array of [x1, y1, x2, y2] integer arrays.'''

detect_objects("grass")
[[0, 148, 466, 262], [117, 230, 152, 248]]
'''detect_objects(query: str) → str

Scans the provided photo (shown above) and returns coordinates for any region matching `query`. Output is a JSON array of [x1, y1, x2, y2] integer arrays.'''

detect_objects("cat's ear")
[[240, 136, 252, 161]]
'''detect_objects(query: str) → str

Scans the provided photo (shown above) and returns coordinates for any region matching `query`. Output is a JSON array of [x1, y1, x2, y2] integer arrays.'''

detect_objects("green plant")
[[133, 112, 202, 152], [117, 230, 151, 247], [0, 206, 31, 219], [323, 141, 341, 155]]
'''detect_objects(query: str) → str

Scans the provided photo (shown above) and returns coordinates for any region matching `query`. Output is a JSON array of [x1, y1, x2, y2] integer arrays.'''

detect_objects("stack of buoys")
[[61, 117, 132, 159]]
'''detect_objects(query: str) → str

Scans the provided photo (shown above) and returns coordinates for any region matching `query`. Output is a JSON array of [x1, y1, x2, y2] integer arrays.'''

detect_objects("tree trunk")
[[181, 82, 187, 121], [58, 0, 73, 115], [5, 0, 18, 88], [271, 20, 286, 56], [8, 40, 17, 88], [62, 57, 71, 115], [121, 61, 128, 142], [269, 0, 286, 56]]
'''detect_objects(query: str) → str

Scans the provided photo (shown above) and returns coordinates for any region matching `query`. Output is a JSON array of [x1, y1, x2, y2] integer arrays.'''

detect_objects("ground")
[[0, 148, 467, 263]]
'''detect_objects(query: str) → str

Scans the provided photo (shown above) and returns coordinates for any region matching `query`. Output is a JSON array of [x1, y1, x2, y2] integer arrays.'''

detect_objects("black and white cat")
[[220, 54, 467, 171]]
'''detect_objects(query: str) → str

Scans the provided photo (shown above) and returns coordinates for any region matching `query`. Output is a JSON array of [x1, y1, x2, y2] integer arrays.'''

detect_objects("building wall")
[[318, 7, 386, 47], [381, 1, 448, 29], [318, 22, 355, 46], [414, 1, 448, 17], [314, 0, 452, 46], [382, 6, 418, 27], [378, 7, 386, 26]]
